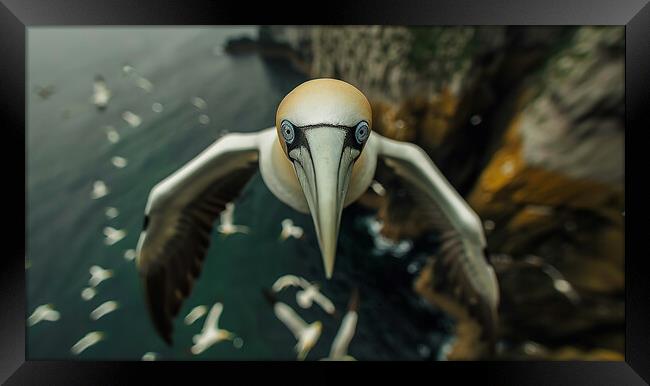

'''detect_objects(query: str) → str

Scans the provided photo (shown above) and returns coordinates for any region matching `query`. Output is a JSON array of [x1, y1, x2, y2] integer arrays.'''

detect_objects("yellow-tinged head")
[[274, 79, 373, 279]]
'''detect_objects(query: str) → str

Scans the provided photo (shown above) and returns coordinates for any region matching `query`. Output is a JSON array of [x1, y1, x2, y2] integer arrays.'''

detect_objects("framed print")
[[1, 0, 648, 384]]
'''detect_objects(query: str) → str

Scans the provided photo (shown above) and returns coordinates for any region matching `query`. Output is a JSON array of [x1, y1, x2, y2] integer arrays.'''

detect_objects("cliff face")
[[256, 26, 625, 360]]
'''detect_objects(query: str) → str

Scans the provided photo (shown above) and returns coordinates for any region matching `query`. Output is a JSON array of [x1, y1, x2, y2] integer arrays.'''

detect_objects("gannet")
[[90, 300, 120, 320], [71, 331, 104, 355], [279, 219, 304, 241], [111, 156, 128, 169], [123, 249, 137, 261], [272, 274, 335, 315], [92, 75, 111, 110], [91, 180, 109, 199], [191, 96, 208, 110], [27, 304, 61, 326], [321, 289, 360, 361], [105, 126, 120, 144], [89, 265, 113, 287], [184, 305, 208, 325], [122, 111, 142, 128], [264, 290, 322, 361], [136, 78, 499, 350], [190, 302, 236, 355], [135, 76, 154, 93], [216, 202, 250, 236], [105, 207, 119, 219], [142, 352, 158, 361], [103, 226, 126, 246], [81, 287, 97, 301], [198, 114, 210, 125]]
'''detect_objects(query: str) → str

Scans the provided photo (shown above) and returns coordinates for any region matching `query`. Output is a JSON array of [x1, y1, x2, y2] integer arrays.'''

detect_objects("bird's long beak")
[[289, 127, 358, 279]]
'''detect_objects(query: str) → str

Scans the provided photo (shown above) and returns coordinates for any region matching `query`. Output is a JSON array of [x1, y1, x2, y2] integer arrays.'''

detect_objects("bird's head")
[[275, 78, 372, 279]]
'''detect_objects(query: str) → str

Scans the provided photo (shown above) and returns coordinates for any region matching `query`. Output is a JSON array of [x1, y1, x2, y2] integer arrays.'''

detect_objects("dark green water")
[[27, 27, 452, 361]]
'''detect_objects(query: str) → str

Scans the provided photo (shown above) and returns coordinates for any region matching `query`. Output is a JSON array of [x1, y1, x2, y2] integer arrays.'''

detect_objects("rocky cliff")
[[247, 26, 625, 360]]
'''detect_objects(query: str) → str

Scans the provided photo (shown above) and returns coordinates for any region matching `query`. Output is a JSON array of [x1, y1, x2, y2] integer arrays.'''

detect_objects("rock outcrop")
[[231, 26, 625, 360]]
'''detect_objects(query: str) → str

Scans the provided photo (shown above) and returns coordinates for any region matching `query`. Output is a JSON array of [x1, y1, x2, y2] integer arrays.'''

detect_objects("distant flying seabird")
[[264, 289, 322, 361], [272, 274, 335, 314], [135, 78, 500, 350], [190, 302, 236, 355], [321, 289, 360, 361], [92, 75, 111, 110]]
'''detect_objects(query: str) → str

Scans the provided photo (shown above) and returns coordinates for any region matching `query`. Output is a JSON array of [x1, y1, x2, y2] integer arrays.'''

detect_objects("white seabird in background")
[[190, 303, 236, 355], [123, 249, 137, 261], [122, 111, 142, 128], [27, 304, 61, 326], [90, 300, 120, 320], [272, 274, 335, 315], [105, 207, 119, 219], [264, 290, 322, 361], [92, 75, 111, 110], [111, 156, 128, 169], [91, 180, 109, 199], [216, 202, 250, 236], [103, 226, 126, 246], [142, 352, 158, 361], [191, 96, 207, 110], [81, 287, 97, 301], [279, 219, 304, 241], [135, 76, 154, 93], [89, 265, 113, 287], [321, 289, 359, 361], [184, 305, 208, 325], [71, 331, 104, 355]]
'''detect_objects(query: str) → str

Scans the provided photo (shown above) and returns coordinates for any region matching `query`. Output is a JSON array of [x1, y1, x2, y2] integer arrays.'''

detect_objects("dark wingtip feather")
[[143, 263, 175, 346]]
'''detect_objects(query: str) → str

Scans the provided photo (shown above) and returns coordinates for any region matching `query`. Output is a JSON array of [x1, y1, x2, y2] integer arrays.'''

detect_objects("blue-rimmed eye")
[[281, 120, 295, 144], [355, 121, 369, 144]]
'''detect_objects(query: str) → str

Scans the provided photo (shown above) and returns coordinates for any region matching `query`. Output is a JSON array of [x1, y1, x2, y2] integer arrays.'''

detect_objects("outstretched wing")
[[136, 131, 262, 344], [271, 274, 304, 292], [274, 302, 308, 339], [330, 289, 359, 358], [375, 133, 499, 355]]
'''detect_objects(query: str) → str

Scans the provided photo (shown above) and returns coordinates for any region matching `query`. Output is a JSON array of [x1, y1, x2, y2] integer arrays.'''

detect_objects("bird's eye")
[[355, 121, 369, 144], [281, 121, 295, 144]]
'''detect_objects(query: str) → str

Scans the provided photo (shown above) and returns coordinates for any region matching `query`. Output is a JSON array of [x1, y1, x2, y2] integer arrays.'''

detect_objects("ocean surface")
[[26, 27, 452, 361]]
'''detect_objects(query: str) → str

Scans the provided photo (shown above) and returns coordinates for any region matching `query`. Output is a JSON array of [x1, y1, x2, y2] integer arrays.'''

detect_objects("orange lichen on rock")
[[370, 86, 461, 150], [414, 257, 489, 360]]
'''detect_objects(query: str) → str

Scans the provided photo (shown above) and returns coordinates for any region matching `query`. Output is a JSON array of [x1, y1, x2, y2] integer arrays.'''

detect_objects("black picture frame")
[[2, 0, 648, 384]]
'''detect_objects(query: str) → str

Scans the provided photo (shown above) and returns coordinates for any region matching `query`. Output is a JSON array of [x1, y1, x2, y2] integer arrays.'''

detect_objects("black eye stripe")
[[281, 121, 370, 154]]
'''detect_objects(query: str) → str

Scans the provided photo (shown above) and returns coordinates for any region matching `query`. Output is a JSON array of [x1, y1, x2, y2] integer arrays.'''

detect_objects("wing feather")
[[136, 132, 262, 344], [376, 134, 499, 356]]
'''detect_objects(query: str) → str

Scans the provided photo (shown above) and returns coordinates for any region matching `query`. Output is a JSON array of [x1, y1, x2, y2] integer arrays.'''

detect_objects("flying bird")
[[279, 219, 304, 240], [216, 202, 250, 236], [272, 274, 335, 315], [184, 305, 208, 325], [92, 75, 111, 110], [71, 331, 105, 355], [321, 289, 360, 361], [190, 302, 236, 355], [90, 300, 120, 320], [264, 290, 322, 361], [27, 304, 61, 326], [135, 78, 499, 350], [88, 265, 113, 287]]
